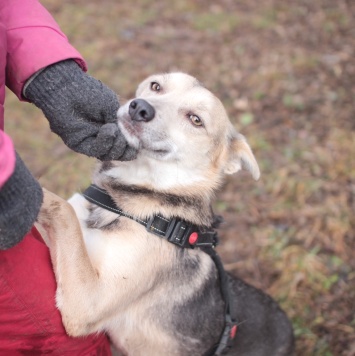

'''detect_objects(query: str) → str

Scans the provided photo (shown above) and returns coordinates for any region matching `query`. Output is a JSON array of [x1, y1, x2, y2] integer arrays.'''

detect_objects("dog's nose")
[[129, 99, 155, 122]]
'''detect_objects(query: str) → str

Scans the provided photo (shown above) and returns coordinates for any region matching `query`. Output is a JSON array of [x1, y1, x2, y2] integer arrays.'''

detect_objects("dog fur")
[[36, 73, 294, 355]]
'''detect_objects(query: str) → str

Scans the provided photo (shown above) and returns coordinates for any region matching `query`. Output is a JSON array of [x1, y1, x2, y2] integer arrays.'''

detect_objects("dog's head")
[[116, 73, 259, 194]]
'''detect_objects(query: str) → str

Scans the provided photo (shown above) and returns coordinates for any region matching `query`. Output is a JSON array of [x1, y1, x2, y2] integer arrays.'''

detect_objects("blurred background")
[[5, 0, 354, 354]]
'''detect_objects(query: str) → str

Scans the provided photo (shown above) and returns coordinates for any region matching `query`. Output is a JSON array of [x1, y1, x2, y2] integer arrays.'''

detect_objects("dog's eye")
[[188, 114, 203, 127], [150, 82, 161, 92]]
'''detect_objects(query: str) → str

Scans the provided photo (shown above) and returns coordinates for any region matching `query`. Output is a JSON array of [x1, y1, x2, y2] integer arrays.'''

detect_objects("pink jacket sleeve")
[[1, 0, 87, 100], [0, 0, 88, 187], [0, 131, 15, 188]]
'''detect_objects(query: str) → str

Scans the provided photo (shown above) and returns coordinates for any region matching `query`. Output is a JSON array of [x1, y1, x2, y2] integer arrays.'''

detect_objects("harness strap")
[[204, 249, 238, 355], [82, 184, 237, 355]]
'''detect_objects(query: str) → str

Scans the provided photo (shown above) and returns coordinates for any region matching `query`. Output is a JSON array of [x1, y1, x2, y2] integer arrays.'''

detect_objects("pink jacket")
[[0, 0, 86, 188]]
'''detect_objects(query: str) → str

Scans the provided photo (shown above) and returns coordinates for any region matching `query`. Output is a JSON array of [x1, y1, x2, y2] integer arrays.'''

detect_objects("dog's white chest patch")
[[68, 194, 109, 266]]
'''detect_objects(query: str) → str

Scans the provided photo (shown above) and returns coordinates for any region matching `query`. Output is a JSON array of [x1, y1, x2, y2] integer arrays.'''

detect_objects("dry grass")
[[5, 0, 355, 354]]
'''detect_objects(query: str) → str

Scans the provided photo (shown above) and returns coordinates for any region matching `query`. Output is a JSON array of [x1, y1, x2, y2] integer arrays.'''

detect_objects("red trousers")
[[0, 227, 111, 355]]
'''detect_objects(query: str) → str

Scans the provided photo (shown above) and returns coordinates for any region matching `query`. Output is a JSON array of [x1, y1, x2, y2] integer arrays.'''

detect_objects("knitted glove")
[[0, 153, 43, 250], [24, 60, 137, 161]]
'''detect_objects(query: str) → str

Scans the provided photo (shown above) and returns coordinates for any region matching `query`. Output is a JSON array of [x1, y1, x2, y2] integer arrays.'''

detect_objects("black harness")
[[82, 184, 238, 355]]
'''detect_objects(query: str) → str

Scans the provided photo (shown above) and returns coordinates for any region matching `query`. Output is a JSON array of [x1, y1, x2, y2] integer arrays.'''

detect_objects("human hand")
[[0, 153, 43, 249], [24, 60, 137, 161]]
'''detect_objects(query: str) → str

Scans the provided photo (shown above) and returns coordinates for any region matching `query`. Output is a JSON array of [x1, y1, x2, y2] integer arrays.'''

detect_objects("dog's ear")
[[224, 132, 260, 180]]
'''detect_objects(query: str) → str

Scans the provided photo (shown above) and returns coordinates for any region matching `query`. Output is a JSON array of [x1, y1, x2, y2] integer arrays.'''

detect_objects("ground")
[[5, 0, 355, 355]]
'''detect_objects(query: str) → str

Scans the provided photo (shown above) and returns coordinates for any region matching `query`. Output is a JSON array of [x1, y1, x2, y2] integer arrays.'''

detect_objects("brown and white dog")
[[36, 73, 294, 355]]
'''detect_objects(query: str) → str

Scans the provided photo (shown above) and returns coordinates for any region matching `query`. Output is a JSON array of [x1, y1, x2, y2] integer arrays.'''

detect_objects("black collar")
[[82, 184, 219, 249], [82, 184, 237, 355]]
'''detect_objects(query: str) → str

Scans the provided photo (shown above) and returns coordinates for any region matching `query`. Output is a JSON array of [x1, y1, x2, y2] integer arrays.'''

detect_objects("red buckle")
[[188, 232, 198, 245], [230, 325, 237, 339]]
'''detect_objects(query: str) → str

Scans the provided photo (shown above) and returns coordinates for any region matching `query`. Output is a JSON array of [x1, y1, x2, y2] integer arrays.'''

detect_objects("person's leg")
[[0, 227, 111, 356]]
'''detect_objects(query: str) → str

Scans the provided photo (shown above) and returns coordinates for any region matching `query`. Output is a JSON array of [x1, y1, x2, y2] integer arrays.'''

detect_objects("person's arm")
[[2, 0, 136, 161], [1, 0, 86, 99], [0, 133, 43, 249], [0, 131, 15, 189]]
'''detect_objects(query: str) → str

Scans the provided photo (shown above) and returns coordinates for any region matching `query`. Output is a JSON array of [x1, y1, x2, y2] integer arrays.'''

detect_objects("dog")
[[36, 72, 294, 355]]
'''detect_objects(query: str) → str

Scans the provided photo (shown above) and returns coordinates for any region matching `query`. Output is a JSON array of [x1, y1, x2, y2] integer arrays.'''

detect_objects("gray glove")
[[0, 153, 43, 249], [24, 60, 137, 161]]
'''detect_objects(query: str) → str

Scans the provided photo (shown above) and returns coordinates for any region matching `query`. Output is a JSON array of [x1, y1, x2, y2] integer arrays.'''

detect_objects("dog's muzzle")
[[129, 99, 155, 122]]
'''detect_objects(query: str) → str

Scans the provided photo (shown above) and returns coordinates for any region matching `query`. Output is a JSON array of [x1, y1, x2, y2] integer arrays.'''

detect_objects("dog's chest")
[[67, 194, 185, 353], [68, 193, 175, 281]]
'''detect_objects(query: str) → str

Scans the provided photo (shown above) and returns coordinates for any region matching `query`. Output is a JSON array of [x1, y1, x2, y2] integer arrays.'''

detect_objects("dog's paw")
[[36, 188, 61, 225], [61, 313, 94, 338], [62, 318, 87, 337], [36, 188, 76, 235]]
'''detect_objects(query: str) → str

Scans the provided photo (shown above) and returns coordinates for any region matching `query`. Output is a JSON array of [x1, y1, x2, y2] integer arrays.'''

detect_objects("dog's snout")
[[129, 99, 155, 122]]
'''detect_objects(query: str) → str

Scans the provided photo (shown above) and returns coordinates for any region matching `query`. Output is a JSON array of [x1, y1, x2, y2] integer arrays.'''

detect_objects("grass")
[[4, 0, 355, 354]]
